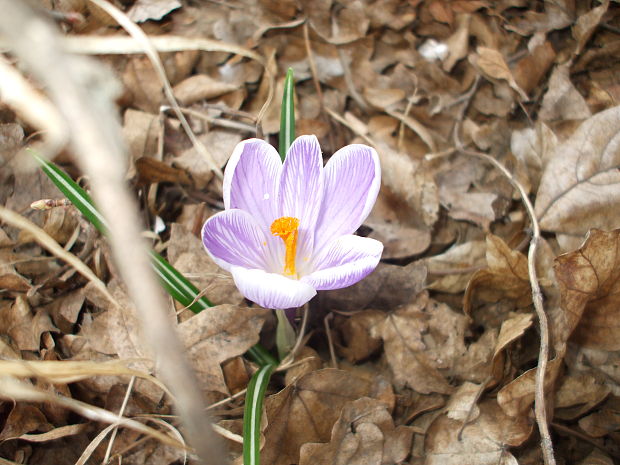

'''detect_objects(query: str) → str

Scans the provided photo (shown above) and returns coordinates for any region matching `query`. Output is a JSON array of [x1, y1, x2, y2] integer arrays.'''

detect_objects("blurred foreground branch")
[[0, 2, 225, 463]]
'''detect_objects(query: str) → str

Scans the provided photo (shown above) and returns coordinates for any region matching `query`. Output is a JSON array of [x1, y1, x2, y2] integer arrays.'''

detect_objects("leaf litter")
[[1, 0, 620, 464]]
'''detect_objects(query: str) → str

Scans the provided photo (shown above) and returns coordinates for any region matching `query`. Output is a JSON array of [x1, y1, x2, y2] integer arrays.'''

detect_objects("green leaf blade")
[[278, 68, 295, 161]]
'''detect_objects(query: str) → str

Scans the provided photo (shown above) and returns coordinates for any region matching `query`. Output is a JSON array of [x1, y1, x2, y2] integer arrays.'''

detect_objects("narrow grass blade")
[[278, 68, 295, 161], [31, 151, 109, 235], [243, 363, 274, 465]]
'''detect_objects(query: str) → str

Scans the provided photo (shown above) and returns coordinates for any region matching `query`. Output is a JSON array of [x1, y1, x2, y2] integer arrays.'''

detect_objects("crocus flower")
[[201, 135, 382, 309]]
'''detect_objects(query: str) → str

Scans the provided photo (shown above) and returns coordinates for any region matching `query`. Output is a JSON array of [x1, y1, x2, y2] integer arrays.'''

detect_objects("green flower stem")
[[278, 68, 295, 161], [242, 363, 274, 465]]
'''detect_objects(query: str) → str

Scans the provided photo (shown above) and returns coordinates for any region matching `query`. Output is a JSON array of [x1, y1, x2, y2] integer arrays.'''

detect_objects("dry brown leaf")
[[262, 368, 390, 465], [538, 63, 591, 122], [445, 381, 481, 422], [572, 0, 609, 57], [371, 293, 453, 395], [555, 374, 610, 420], [0, 296, 57, 352], [425, 240, 487, 293], [0, 403, 51, 441], [425, 400, 532, 464], [578, 408, 620, 438], [44, 290, 85, 334], [442, 13, 470, 72], [299, 397, 414, 465], [510, 122, 557, 192], [172, 74, 239, 106], [177, 304, 269, 394], [122, 109, 160, 171], [300, 0, 369, 44], [512, 40, 556, 95], [535, 106, 620, 237], [492, 312, 534, 361], [464, 234, 531, 315], [321, 261, 427, 311], [497, 357, 563, 418], [470, 46, 528, 100], [554, 229, 620, 350], [336, 310, 385, 363]]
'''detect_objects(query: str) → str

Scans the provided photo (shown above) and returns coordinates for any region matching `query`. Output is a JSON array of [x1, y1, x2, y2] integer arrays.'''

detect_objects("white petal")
[[301, 235, 383, 291], [231, 266, 317, 309]]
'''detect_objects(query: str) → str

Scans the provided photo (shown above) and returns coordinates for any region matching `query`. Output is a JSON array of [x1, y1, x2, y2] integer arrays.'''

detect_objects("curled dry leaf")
[[299, 397, 414, 465], [572, 0, 609, 57], [470, 46, 528, 101], [464, 234, 531, 316], [496, 357, 563, 418], [336, 310, 385, 363], [554, 228, 620, 350], [261, 368, 392, 465], [0, 295, 57, 352], [445, 381, 482, 422], [0, 403, 51, 441], [425, 400, 532, 465], [555, 374, 610, 420]]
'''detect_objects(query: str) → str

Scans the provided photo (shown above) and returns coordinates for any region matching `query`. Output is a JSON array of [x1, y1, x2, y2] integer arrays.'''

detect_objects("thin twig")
[[454, 137, 555, 464], [103, 376, 136, 463], [451, 74, 555, 465], [324, 313, 338, 369]]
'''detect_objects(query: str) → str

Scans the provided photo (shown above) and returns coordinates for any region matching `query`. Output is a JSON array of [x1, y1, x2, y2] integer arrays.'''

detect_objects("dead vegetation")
[[0, 0, 620, 464]]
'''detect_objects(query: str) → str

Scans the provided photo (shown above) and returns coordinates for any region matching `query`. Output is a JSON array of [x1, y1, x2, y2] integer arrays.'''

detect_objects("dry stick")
[[103, 376, 136, 463], [454, 147, 555, 465], [0, 3, 225, 464]]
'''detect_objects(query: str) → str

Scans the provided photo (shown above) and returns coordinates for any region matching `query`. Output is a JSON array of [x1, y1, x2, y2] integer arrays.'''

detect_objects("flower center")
[[270, 216, 300, 277]]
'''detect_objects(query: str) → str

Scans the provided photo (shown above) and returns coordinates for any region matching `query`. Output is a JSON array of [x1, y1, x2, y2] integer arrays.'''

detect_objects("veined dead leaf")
[[554, 228, 620, 350], [261, 368, 390, 465], [425, 400, 531, 465], [299, 397, 414, 465], [535, 106, 620, 237], [464, 234, 531, 316]]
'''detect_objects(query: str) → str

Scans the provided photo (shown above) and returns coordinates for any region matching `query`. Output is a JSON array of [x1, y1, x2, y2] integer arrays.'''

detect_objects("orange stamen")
[[270, 216, 300, 277]]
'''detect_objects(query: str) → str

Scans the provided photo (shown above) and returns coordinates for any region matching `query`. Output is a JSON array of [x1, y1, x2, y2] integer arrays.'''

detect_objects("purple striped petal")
[[314, 144, 380, 252], [202, 209, 270, 271], [231, 266, 317, 309], [223, 139, 281, 233], [301, 235, 383, 290], [278, 135, 324, 262]]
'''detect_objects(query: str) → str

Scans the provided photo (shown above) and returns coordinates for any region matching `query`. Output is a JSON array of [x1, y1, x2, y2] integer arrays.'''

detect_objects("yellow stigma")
[[270, 216, 300, 277]]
